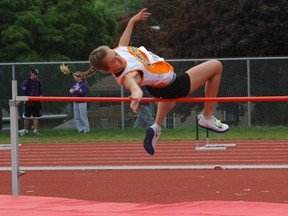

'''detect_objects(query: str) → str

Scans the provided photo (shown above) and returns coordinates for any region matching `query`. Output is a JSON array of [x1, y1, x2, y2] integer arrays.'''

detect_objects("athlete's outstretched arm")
[[118, 8, 151, 46], [122, 72, 143, 113]]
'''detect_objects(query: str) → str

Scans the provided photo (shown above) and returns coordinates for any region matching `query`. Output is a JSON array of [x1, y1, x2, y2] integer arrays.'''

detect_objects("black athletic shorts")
[[23, 101, 42, 118], [146, 73, 190, 99]]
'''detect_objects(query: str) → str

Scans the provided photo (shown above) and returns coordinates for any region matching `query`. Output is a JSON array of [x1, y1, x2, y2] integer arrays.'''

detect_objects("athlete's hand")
[[129, 90, 143, 113], [130, 8, 151, 24]]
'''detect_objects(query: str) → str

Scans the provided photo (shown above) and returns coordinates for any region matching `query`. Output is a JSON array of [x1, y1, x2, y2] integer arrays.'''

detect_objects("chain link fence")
[[1, 57, 287, 130]]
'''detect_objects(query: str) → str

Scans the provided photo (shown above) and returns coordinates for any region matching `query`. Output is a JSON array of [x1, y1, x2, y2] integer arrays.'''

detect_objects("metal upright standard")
[[10, 80, 21, 195]]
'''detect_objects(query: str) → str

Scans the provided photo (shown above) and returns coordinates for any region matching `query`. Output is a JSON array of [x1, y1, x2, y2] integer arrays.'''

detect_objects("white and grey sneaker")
[[198, 115, 229, 133], [33, 130, 41, 135], [19, 129, 28, 136], [143, 124, 161, 155]]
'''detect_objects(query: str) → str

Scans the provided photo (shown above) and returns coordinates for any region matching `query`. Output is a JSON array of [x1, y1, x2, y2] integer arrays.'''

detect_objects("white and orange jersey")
[[113, 46, 175, 87]]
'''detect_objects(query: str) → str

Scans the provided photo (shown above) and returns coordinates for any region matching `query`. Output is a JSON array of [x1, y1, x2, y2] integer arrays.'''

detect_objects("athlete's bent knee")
[[209, 59, 223, 74]]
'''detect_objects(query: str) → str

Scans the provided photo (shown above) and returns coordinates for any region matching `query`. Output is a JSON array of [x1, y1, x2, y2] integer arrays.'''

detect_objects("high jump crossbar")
[[17, 96, 288, 103]]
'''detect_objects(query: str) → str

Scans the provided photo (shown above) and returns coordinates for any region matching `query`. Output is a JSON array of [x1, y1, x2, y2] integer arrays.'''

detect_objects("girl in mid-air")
[[61, 8, 229, 155]]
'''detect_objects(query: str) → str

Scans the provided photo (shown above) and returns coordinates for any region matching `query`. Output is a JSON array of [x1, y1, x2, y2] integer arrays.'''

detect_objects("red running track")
[[0, 140, 288, 169], [1, 140, 288, 214]]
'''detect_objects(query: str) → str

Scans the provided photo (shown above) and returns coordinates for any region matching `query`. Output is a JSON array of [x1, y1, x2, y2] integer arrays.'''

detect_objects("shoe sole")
[[143, 128, 155, 155], [198, 124, 229, 133]]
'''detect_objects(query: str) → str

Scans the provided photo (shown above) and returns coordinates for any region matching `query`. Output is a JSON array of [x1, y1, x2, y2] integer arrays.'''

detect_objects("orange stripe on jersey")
[[127, 47, 174, 74]]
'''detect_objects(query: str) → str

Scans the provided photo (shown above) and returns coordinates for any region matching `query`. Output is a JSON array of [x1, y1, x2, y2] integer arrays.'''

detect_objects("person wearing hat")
[[19, 68, 43, 136]]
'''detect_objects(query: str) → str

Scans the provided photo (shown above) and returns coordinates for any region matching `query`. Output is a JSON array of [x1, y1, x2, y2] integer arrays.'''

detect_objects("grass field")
[[1, 126, 287, 144]]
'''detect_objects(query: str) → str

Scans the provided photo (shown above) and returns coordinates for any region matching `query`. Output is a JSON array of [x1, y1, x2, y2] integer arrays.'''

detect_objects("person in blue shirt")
[[134, 86, 154, 128], [19, 68, 43, 136], [70, 73, 90, 133]]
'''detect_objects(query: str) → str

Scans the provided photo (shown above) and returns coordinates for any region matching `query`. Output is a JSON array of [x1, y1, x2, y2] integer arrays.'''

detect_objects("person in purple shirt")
[[19, 68, 43, 136], [69, 72, 90, 133]]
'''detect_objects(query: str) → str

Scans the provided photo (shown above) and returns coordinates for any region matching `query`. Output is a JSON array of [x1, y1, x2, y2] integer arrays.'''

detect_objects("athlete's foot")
[[143, 125, 161, 155], [198, 115, 229, 133]]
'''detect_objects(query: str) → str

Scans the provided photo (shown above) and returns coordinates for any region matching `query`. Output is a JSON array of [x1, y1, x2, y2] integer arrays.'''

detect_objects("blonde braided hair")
[[59, 45, 111, 78], [59, 64, 97, 79]]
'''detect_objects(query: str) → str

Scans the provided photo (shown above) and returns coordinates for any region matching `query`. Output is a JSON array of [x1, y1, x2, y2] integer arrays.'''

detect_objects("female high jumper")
[[60, 8, 229, 155]]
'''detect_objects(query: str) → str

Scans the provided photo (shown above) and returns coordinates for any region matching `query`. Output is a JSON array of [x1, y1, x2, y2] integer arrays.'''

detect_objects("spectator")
[[19, 68, 43, 136], [134, 86, 154, 128], [69, 72, 90, 133]]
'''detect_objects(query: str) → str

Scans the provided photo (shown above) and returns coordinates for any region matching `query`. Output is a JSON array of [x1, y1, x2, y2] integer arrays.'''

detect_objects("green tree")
[[0, 0, 118, 117], [0, 0, 117, 62]]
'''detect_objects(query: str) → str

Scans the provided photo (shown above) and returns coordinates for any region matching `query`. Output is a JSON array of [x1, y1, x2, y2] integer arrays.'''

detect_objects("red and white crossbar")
[[16, 96, 288, 103]]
